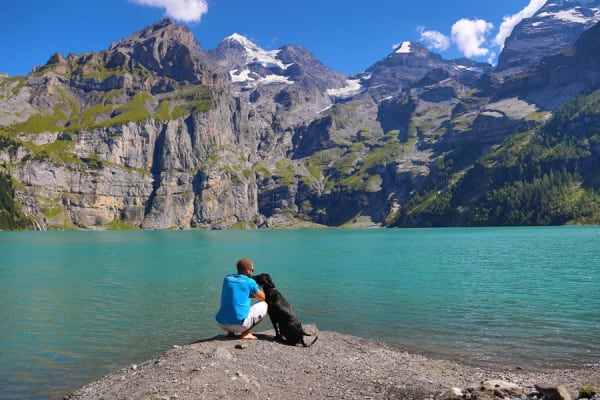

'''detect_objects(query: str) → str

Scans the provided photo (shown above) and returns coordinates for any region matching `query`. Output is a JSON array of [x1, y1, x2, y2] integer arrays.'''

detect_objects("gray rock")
[[211, 347, 232, 361], [535, 383, 572, 400], [481, 379, 524, 397]]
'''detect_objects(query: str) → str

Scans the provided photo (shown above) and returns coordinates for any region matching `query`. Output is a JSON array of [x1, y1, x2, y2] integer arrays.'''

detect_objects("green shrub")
[[106, 220, 139, 230], [9, 112, 62, 133], [0, 171, 32, 230], [579, 386, 598, 399]]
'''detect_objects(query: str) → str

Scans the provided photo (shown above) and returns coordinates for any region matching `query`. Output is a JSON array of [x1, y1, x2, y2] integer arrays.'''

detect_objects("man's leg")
[[240, 301, 268, 340]]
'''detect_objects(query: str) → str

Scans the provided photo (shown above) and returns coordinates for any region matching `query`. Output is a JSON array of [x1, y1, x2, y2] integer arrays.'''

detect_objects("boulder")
[[535, 383, 572, 400]]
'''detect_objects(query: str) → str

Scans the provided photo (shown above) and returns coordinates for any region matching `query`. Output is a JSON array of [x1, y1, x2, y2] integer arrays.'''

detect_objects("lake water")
[[1, 227, 599, 399]]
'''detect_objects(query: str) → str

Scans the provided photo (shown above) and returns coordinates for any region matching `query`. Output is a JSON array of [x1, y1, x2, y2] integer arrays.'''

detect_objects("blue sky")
[[1, 0, 546, 77]]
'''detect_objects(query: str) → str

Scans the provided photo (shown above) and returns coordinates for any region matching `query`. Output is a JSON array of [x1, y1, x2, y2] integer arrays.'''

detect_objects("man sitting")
[[215, 258, 268, 339]]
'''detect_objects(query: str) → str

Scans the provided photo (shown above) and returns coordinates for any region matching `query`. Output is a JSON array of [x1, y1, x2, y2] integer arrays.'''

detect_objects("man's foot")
[[240, 332, 257, 340]]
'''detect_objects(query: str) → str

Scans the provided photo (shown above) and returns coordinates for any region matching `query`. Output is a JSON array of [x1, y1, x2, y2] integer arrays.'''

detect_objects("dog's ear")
[[252, 274, 264, 285], [264, 274, 275, 288]]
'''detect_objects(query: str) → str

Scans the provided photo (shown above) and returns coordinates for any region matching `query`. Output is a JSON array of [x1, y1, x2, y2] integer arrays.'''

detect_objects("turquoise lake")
[[1, 227, 599, 399]]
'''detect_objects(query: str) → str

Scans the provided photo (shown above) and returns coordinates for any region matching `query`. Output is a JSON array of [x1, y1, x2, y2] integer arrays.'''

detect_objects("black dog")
[[253, 273, 318, 347]]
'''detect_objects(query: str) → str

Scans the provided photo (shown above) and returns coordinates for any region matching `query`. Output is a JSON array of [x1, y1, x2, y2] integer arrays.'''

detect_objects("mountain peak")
[[216, 33, 286, 71], [390, 41, 431, 57], [393, 41, 413, 54], [108, 19, 210, 82], [110, 18, 196, 52], [223, 33, 261, 51]]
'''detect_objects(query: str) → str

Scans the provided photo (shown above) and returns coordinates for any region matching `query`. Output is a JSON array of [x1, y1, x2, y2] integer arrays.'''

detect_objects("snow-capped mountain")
[[210, 34, 346, 93], [209, 33, 349, 127], [497, 0, 600, 73], [360, 41, 491, 102], [210, 33, 295, 88]]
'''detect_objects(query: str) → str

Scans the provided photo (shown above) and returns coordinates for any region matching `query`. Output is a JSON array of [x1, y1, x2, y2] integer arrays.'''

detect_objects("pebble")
[[211, 347, 232, 361]]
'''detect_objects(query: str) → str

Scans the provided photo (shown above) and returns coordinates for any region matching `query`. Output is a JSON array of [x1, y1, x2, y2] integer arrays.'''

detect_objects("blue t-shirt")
[[215, 274, 259, 325]]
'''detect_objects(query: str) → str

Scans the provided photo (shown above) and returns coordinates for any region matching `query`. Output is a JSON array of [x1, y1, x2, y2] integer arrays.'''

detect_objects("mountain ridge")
[[1, 4, 600, 230]]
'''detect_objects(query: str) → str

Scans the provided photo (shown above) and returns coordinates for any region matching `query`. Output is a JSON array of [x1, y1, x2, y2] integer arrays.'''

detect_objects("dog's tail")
[[301, 331, 318, 347]]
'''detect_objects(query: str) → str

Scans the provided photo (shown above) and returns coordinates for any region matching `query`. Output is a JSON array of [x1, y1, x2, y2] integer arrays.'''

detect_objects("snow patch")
[[226, 33, 258, 49], [225, 33, 292, 70], [395, 42, 412, 54], [230, 69, 255, 83], [230, 69, 292, 86], [259, 74, 293, 85], [538, 8, 600, 24], [454, 65, 486, 73], [327, 78, 364, 99]]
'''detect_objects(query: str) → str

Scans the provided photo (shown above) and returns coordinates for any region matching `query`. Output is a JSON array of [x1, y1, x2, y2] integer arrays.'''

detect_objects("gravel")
[[63, 326, 600, 400]]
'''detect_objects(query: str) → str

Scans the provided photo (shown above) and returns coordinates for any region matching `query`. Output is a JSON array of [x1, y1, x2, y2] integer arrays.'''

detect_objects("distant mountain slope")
[[362, 41, 490, 101], [497, 0, 600, 73], [393, 89, 600, 227], [496, 19, 600, 110]]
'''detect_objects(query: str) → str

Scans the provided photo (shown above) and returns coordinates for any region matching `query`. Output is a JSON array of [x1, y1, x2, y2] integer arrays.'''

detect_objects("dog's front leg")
[[271, 318, 282, 340]]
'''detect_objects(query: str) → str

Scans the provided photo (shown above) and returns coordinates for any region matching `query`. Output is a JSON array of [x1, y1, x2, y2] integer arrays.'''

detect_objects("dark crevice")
[[144, 124, 167, 217]]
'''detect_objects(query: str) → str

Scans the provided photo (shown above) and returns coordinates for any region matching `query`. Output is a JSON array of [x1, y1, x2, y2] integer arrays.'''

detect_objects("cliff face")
[[0, 20, 265, 230], [9, 105, 261, 230], [496, 19, 600, 110]]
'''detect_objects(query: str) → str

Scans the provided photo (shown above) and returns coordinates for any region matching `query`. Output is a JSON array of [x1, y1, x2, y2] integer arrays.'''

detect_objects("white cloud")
[[417, 26, 451, 51], [130, 0, 208, 23], [451, 18, 494, 57], [494, 0, 547, 49]]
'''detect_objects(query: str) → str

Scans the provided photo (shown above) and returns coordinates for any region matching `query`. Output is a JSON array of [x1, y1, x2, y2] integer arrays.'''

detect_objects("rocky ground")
[[64, 326, 599, 400]]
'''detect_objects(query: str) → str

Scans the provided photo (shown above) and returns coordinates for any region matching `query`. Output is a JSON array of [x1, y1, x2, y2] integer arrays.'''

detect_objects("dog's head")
[[252, 273, 275, 290]]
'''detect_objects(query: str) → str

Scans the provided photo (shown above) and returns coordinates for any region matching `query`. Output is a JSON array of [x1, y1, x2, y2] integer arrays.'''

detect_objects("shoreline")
[[63, 327, 600, 400]]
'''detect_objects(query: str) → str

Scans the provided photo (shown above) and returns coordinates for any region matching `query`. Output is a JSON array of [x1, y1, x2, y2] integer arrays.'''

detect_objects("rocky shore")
[[64, 326, 599, 400]]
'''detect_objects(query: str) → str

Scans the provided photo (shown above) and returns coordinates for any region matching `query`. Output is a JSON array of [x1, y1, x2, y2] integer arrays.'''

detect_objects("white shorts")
[[218, 301, 268, 333]]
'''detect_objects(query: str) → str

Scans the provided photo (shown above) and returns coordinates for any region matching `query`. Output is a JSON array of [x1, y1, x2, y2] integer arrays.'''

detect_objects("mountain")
[[108, 18, 214, 84], [393, 87, 600, 227], [496, 15, 600, 110], [1, 15, 600, 230], [210, 34, 348, 128], [393, 16, 600, 227], [361, 41, 490, 101], [496, 0, 600, 74], [211, 34, 347, 91]]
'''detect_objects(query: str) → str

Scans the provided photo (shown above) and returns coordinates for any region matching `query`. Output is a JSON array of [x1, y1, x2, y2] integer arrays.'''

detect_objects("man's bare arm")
[[252, 289, 266, 302]]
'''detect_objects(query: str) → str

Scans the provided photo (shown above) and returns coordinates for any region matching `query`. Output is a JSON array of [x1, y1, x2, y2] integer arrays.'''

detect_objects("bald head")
[[236, 258, 254, 275]]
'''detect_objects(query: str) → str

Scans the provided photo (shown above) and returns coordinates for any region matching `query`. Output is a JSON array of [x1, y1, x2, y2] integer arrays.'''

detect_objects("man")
[[215, 258, 268, 339]]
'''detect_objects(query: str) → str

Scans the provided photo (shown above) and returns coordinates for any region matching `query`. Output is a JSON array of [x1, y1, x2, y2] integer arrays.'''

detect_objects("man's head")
[[236, 258, 254, 276]]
